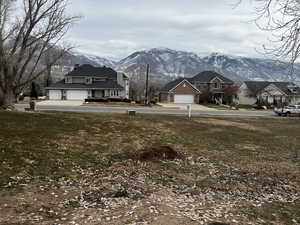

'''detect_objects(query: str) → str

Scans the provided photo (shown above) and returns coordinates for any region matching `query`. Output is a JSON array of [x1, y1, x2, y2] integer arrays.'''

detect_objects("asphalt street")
[[15, 104, 275, 117]]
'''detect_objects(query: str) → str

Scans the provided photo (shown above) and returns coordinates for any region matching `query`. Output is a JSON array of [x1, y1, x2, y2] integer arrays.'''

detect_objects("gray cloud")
[[66, 0, 270, 59]]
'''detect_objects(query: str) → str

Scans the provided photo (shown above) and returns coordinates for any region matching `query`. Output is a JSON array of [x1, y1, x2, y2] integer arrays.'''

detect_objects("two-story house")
[[46, 64, 129, 100], [159, 71, 234, 104]]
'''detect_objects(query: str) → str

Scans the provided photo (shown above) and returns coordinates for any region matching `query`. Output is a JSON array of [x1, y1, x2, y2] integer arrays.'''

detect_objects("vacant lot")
[[0, 111, 299, 225]]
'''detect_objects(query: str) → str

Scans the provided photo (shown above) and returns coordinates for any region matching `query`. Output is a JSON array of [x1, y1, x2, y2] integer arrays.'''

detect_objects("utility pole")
[[145, 64, 150, 105]]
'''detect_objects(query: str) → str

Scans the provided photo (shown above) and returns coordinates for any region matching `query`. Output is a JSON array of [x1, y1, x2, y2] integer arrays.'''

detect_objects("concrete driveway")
[[36, 100, 83, 106], [158, 103, 214, 110]]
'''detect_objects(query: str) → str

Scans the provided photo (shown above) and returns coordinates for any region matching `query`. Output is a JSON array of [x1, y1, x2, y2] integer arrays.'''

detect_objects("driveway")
[[36, 100, 83, 106], [158, 103, 214, 110]]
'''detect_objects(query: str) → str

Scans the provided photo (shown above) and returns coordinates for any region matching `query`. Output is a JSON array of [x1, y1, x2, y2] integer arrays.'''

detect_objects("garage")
[[66, 90, 88, 100], [49, 90, 62, 100], [174, 94, 194, 104]]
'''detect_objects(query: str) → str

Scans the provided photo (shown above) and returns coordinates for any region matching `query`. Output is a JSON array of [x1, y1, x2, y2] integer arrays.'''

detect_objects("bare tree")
[[236, 0, 300, 79], [0, 0, 79, 109]]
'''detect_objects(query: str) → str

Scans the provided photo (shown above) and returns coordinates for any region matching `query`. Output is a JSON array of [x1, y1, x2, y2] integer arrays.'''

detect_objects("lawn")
[[0, 111, 299, 225]]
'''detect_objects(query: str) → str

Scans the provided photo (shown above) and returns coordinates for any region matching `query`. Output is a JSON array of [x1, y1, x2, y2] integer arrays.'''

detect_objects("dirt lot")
[[0, 111, 299, 225]]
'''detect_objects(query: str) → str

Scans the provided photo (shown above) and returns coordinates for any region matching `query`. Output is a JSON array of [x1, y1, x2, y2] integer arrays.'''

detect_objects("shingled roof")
[[46, 64, 128, 90], [160, 71, 233, 92], [192, 71, 234, 83], [272, 82, 300, 96], [161, 78, 185, 92], [244, 81, 300, 96], [65, 64, 128, 79], [244, 81, 270, 95]]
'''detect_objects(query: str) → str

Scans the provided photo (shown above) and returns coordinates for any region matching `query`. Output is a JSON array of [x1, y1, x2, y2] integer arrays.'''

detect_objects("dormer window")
[[288, 85, 298, 93], [65, 77, 72, 84], [86, 77, 92, 84]]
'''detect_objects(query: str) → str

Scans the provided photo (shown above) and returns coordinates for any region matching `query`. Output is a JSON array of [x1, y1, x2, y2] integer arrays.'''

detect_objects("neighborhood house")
[[237, 81, 300, 106], [159, 71, 234, 104], [46, 64, 129, 100]]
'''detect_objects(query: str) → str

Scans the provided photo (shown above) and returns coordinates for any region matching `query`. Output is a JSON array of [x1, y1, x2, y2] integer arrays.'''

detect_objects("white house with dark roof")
[[237, 81, 300, 105], [46, 64, 129, 100]]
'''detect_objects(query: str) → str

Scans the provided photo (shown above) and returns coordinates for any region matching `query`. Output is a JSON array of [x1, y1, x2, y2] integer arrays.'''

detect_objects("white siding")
[[237, 83, 257, 105]]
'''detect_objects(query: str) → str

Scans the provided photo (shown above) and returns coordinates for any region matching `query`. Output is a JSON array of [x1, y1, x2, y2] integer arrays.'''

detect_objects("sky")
[[66, 0, 270, 60]]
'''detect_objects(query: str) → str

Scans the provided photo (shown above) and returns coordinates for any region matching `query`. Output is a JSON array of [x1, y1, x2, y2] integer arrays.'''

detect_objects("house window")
[[65, 77, 72, 84], [213, 82, 221, 89], [86, 77, 92, 84]]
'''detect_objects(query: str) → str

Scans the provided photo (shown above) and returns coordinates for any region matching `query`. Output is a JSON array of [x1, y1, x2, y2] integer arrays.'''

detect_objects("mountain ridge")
[[58, 48, 300, 84]]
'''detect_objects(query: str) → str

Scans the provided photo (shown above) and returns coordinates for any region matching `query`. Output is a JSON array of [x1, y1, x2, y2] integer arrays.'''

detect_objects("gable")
[[261, 84, 286, 96], [170, 80, 200, 94], [210, 76, 223, 83]]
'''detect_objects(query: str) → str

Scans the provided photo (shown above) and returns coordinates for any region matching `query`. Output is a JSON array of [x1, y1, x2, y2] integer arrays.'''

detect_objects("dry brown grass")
[[0, 111, 299, 225]]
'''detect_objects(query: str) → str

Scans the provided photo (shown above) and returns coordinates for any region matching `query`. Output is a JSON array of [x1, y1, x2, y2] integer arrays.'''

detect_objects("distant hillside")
[[53, 48, 300, 84]]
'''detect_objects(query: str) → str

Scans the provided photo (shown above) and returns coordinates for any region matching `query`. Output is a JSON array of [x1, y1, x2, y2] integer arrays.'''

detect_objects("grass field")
[[0, 111, 299, 225]]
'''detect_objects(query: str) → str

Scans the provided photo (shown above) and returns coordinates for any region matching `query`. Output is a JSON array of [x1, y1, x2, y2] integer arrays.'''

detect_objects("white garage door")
[[174, 94, 194, 104], [66, 90, 88, 100], [49, 90, 62, 100]]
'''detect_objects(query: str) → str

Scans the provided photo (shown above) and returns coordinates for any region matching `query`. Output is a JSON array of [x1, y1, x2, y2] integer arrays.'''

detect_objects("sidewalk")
[[157, 103, 215, 111]]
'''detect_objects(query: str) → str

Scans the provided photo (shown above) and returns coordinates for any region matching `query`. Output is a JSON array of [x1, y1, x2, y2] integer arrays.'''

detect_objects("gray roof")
[[160, 78, 189, 92], [244, 81, 269, 95], [46, 79, 124, 90], [66, 64, 128, 79], [47, 64, 128, 90], [244, 81, 300, 96], [161, 71, 233, 92], [192, 71, 234, 83]]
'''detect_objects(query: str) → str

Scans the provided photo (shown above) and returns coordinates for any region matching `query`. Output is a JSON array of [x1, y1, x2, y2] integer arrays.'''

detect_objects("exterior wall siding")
[[159, 93, 169, 103], [237, 83, 257, 105], [162, 80, 200, 103]]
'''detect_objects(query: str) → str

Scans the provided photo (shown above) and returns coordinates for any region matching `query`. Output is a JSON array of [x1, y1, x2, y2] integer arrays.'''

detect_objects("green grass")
[[0, 111, 299, 224]]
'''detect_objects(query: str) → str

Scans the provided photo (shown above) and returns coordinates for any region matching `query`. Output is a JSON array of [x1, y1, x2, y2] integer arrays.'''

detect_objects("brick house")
[[159, 71, 234, 104]]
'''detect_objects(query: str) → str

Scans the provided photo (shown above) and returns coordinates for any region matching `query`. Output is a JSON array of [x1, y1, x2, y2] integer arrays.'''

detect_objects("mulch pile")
[[135, 146, 183, 162]]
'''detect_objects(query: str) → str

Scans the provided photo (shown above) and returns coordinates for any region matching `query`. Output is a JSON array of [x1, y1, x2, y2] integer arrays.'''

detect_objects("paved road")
[[15, 104, 275, 117]]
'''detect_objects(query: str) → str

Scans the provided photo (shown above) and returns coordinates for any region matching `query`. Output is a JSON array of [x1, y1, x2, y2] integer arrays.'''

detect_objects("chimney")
[[74, 64, 80, 70]]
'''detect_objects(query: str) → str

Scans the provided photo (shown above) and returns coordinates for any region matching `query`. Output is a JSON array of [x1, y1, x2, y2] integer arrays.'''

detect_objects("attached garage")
[[49, 90, 62, 100], [66, 90, 88, 100], [174, 94, 194, 104]]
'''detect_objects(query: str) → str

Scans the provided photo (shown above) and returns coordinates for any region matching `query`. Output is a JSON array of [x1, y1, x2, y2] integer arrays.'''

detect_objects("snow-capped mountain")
[[203, 52, 300, 82], [73, 52, 116, 68], [57, 51, 116, 68], [115, 48, 214, 82], [58, 48, 300, 84]]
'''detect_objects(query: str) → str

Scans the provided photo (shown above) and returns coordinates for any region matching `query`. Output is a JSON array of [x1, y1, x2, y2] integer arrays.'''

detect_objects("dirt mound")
[[136, 146, 183, 162], [208, 222, 230, 225]]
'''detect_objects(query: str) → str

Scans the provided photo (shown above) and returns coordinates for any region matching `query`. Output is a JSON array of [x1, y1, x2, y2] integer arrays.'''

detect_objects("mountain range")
[[59, 48, 300, 85]]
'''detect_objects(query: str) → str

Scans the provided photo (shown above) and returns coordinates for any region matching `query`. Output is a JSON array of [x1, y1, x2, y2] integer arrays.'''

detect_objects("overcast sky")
[[66, 0, 269, 60]]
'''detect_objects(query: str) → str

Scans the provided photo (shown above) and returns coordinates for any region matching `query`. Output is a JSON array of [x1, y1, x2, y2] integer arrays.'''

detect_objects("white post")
[[187, 104, 192, 118]]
